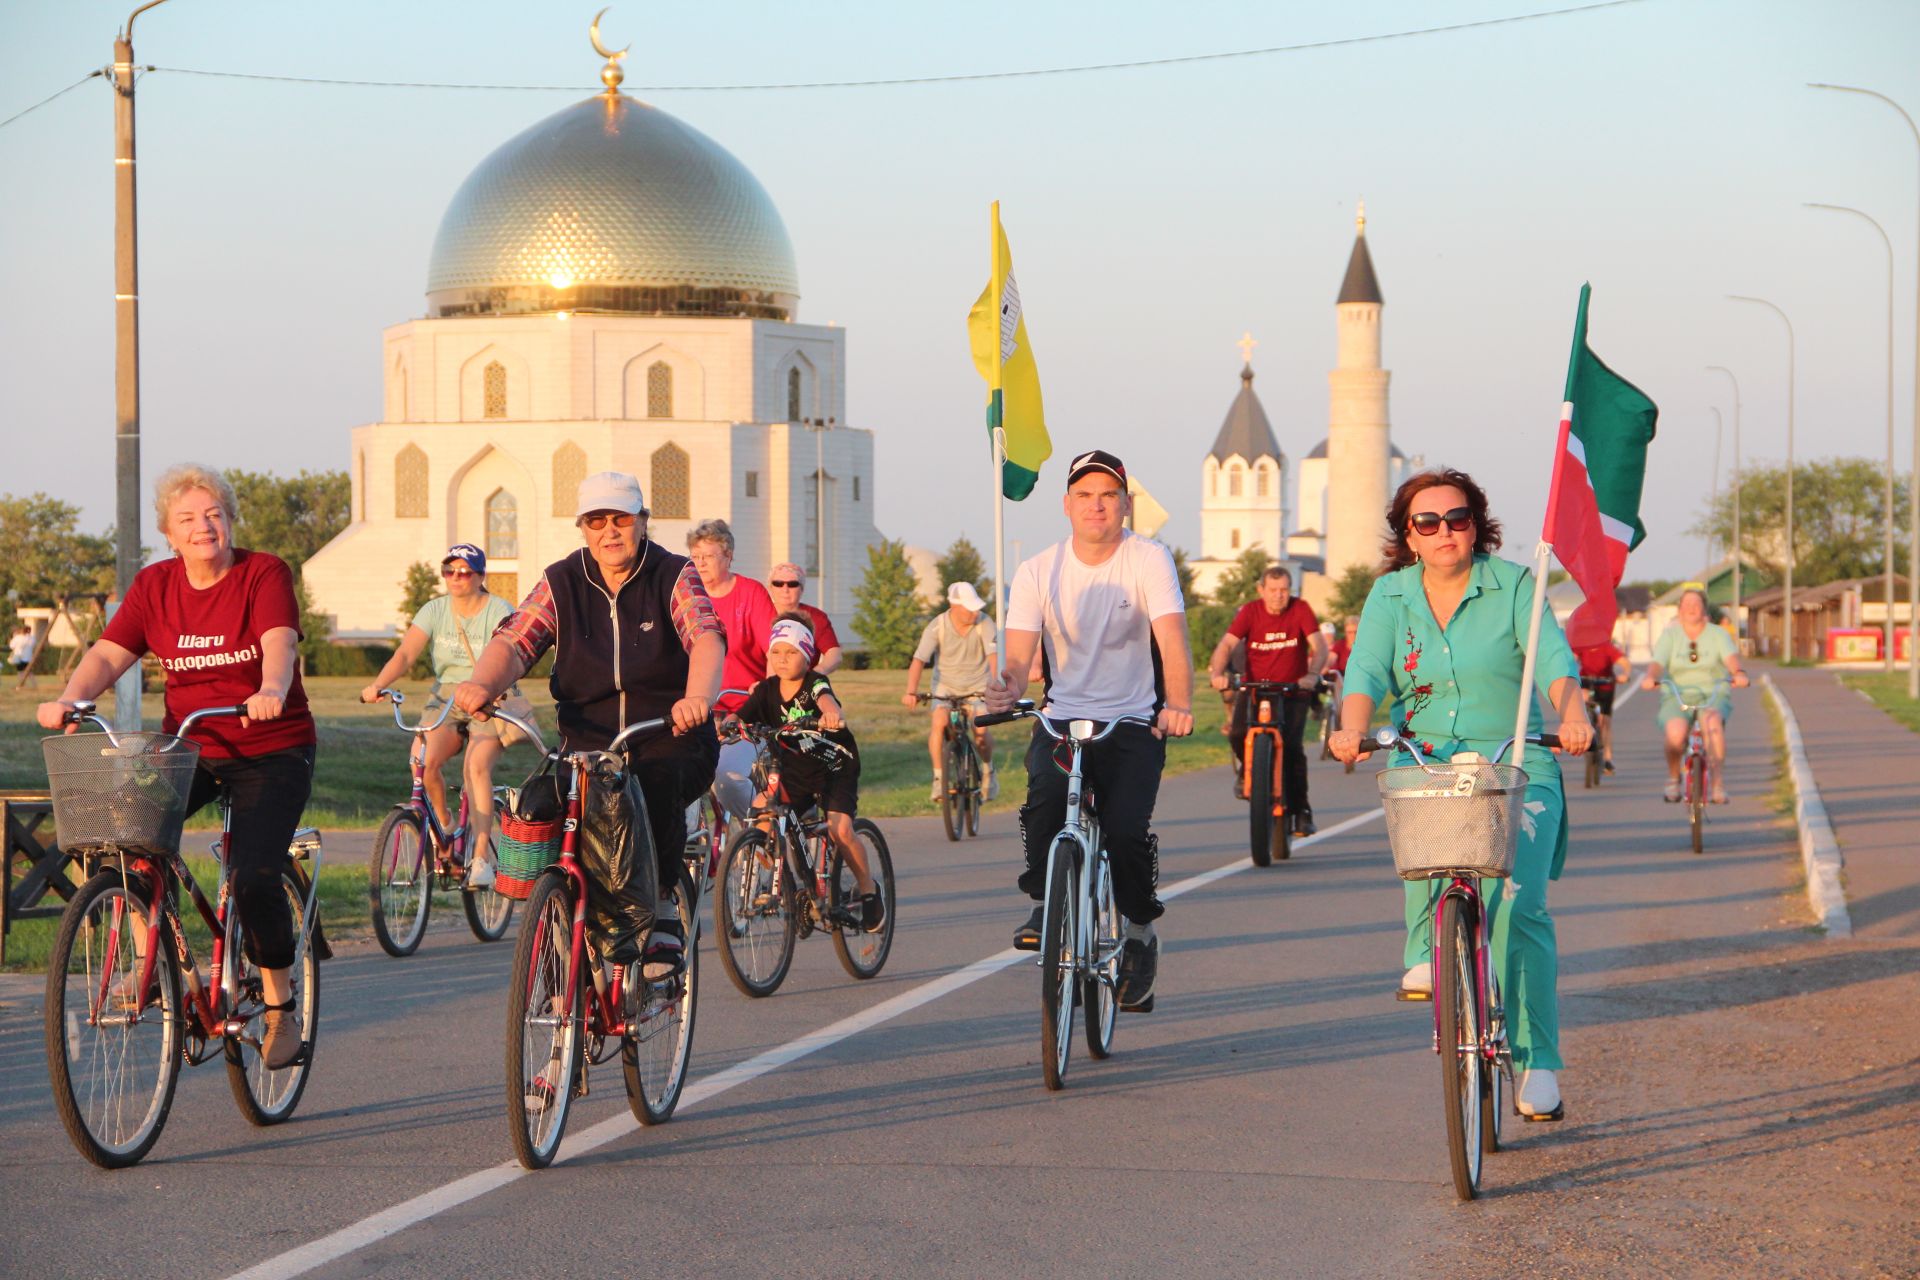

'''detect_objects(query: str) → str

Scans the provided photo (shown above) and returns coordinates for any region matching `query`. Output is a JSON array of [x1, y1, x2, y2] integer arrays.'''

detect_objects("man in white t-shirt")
[[985, 449, 1194, 1010], [902, 580, 999, 803]]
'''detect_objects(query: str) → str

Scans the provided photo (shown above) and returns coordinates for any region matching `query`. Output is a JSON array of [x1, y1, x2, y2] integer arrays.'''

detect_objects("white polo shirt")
[[1005, 530, 1186, 721]]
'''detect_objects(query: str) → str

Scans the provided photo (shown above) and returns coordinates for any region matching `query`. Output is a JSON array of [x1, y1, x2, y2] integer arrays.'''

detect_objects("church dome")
[[426, 92, 799, 320]]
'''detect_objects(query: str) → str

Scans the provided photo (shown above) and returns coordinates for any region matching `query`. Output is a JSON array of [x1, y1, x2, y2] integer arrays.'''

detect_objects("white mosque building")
[[1191, 205, 1418, 609], [306, 45, 879, 638]]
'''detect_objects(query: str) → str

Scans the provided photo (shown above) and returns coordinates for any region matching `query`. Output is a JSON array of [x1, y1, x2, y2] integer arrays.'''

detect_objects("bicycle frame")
[[734, 722, 859, 930], [1229, 678, 1318, 811], [1660, 678, 1731, 807], [378, 691, 478, 870]]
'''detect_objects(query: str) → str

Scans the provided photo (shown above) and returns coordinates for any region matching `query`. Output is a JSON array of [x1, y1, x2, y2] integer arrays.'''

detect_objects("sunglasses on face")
[[441, 567, 475, 579], [1687, 643, 1699, 663], [582, 512, 639, 530], [769, 579, 802, 589], [1407, 506, 1474, 536]]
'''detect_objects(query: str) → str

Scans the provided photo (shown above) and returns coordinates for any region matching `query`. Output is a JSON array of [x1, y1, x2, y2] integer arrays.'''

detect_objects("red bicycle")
[[486, 709, 698, 1170], [366, 690, 515, 955], [42, 701, 323, 1168]]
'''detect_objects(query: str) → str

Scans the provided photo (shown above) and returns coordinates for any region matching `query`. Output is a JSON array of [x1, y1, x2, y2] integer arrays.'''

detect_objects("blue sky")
[[2, 0, 1916, 582]]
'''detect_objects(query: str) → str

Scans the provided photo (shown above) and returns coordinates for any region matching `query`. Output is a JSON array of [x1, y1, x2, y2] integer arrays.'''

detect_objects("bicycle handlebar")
[[374, 688, 455, 734], [974, 700, 1155, 743], [1655, 676, 1732, 712], [1223, 674, 1325, 699], [912, 691, 985, 705], [1353, 726, 1564, 764]]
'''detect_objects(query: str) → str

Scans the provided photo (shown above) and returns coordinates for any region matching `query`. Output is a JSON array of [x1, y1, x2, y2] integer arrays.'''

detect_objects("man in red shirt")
[[1207, 566, 1328, 834], [1573, 639, 1630, 774]]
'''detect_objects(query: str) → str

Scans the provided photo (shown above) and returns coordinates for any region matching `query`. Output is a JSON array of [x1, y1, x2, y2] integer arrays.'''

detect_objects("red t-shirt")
[[1227, 597, 1320, 684], [101, 550, 316, 759], [1325, 635, 1352, 676], [709, 576, 777, 714], [798, 603, 840, 655], [1575, 642, 1624, 680]]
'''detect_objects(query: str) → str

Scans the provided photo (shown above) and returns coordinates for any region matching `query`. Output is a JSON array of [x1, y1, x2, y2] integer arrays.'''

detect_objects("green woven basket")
[[496, 813, 562, 900]]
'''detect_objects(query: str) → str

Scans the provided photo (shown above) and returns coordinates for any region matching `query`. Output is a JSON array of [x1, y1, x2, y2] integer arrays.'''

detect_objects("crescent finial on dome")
[[591, 7, 630, 92]]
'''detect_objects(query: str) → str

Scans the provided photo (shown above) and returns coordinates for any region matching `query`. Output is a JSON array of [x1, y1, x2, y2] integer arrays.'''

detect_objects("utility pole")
[[1706, 366, 1743, 641], [1729, 296, 1795, 660], [110, 1, 170, 731]]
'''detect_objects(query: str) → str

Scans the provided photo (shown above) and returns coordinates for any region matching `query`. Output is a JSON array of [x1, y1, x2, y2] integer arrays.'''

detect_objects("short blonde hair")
[[153, 463, 238, 535], [686, 518, 735, 556]]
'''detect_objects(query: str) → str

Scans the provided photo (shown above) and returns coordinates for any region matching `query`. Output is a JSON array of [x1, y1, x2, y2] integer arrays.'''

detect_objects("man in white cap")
[[458, 471, 723, 999], [902, 580, 999, 802]]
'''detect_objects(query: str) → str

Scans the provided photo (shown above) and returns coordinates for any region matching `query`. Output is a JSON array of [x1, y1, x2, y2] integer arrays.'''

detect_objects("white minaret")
[[1324, 200, 1392, 581]]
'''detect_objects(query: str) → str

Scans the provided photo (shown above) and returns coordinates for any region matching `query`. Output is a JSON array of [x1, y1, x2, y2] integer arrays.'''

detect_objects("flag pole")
[[1517, 400, 1577, 770], [993, 424, 1008, 677]]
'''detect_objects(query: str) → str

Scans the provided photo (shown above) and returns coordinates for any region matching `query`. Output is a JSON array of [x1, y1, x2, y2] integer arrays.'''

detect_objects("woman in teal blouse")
[[1329, 470, 1592, 1122], [1641, 587, 1747, 804]]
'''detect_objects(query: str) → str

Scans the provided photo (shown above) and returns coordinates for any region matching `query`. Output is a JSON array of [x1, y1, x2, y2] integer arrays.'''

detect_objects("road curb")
[[1762, 674, 1853, 938]]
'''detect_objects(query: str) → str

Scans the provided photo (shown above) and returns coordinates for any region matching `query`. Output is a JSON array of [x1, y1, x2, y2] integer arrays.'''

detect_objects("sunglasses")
[[441, 566, 476, 579], [1407, 506, 1474, 536], [582, 512, 640, 530], [769, 579, 803, 589], [1687, 643, 1699, 663]]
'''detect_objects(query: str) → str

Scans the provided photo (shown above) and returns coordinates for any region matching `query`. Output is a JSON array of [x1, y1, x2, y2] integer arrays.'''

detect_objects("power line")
[[145, 1, 1643, 94], [0, 70, 105, 131]]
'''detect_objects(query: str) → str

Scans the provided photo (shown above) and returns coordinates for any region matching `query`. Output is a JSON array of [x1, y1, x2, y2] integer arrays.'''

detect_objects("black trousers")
[[1229, 690, 1311, 814], [184, 744, 315, 972], [627, 721, 719, 895], [1016, 720, 1165, 925]]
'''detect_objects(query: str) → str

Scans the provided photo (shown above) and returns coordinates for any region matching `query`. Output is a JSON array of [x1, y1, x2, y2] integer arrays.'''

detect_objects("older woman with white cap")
[[766, 562, 843, 675], [902, 580, 999, 802], [456, 472, 723, 979]]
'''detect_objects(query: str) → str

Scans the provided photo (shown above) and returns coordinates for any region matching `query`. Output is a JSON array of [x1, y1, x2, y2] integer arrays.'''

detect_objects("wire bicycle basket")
[[43, 731, 202, 856], [1377, 760, 1528, 881]]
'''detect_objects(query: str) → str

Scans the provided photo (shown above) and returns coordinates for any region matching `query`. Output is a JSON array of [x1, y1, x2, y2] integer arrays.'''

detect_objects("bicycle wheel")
[[461, 834, 516, 942], [1248, 733, 1275, 868], [940, 733, 963, 843], [44, 869, 184, 1169], [1083, 853, 1119, 1060], [714, 827, 796, 997], [227, 868, 320, 1126], [1688, 753, 1706, 854], [1481, 1037, 1510, 1156], [625, 868, 698, 1125], [831, 819, 895, 980], [963, 745, 981, 838], [368, 808, 432, 957], [1435, 893, 1484, 1200], [1319, 701, 1336, 761], [1039, 842, 1078, 1092], [506, 872, 583, 1170]]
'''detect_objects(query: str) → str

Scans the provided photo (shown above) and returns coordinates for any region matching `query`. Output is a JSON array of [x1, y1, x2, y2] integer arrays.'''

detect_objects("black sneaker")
[[1012, 905, 1043, 951], [1294, 811, 1317, 837], [1117, 933, 1158, 1009], [861, 890, 887, 934], [1603, 759, 1616, 775]]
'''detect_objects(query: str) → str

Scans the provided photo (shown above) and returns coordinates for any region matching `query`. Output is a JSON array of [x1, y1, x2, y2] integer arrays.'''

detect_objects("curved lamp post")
[[1706, 364, 1743, 634], [1728, 296, 1796, 659]]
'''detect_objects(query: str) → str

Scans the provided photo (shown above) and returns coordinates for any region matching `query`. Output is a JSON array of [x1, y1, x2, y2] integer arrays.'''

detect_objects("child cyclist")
[[736, 615, 885, 933]]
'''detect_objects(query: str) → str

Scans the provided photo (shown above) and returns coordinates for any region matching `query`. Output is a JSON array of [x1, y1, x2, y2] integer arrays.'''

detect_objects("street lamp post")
[[1728, 296, 1796, 659], [1806, 201, 1896, 669], [1707, 364, 1744, 637], [110, 0, 172, 731], [1707, 404, 1723, 567], [1812, 82, 1920, 693]]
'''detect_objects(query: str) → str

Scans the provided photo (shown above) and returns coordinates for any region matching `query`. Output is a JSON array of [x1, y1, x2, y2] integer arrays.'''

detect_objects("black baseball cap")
[[1065, 449, 1128, 488]]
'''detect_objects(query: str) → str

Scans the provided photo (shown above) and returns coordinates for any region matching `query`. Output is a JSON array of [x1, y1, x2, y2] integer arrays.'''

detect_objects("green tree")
[[227, 469, 351, 567], [935, 536, 993, 611], [1688, 458, 1911, 585], [399, 561, 440, 679], [0, 492, 116, 641], [1167, 545, 1198, 603], [850, 540, 929, 667], [1207, 547, 1273, 609], [1327, 563, 1377, 622]]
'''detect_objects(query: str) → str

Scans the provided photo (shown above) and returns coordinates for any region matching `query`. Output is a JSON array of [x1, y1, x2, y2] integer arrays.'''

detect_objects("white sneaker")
[[983, 763, 998, 801], [930, 775, 944, 804], [1517, 1068, 1563, 1119], [466, 855, 496, 889], [1399, 961, 1432, 996]]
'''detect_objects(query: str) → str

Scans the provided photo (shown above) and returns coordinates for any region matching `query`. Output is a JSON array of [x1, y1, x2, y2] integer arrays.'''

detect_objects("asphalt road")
[[0, 688, 1809, 1279]]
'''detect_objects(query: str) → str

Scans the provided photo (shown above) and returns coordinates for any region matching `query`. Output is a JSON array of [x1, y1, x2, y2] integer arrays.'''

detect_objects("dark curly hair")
[[1378, 468, 1503, 572]]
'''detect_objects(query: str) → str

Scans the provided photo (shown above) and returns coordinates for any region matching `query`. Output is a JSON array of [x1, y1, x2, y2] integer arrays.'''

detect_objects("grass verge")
[[1836, 672, 1920, 736]]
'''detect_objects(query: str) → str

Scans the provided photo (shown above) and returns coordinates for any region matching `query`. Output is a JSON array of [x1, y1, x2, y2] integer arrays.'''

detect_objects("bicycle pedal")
[[1521, 1104, 1565, 1123], [1395, 989, 1433, 1003], [1119, 995, 1154, 1014]]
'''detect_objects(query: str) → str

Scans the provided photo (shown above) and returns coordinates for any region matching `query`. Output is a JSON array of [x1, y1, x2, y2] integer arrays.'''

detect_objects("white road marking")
[[227, 806, 1385, 1280]]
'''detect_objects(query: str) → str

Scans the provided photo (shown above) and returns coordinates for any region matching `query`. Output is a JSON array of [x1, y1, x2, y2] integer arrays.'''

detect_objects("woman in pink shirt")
[[687, 519, 774, 817]]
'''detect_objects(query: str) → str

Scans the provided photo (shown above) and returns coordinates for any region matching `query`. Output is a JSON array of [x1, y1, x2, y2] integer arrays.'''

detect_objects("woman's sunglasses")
[[1687, 643, 1699, 663], [582, 512, 640, 530], [1407, 506, 1474, 537], [441, 566, 475, 579], [769, 579, 803, 589]]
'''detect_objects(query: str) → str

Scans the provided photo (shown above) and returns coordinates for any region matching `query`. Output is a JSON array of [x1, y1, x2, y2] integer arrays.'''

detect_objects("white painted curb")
[[1762, 675, 1853, 938]]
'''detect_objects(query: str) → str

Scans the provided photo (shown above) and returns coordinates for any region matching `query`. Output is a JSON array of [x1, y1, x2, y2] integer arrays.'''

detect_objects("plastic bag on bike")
[[578, 767, 659, 965]]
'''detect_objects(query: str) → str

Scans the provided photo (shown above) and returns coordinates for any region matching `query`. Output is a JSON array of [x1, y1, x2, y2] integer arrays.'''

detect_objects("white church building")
[[307, 54, 879, 638]]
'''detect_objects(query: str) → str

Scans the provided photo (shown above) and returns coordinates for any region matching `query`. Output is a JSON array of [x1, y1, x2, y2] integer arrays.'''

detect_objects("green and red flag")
[[1544, 284, 1659, 649]]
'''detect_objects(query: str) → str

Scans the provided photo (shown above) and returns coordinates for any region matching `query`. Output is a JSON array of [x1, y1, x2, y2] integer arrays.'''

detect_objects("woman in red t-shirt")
[[687, 519, 775, 818], [39, 463, 318, 1070]]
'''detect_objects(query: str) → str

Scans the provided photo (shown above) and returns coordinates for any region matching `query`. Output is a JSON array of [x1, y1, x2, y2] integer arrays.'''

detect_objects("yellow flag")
[[966, 202, 1050, 499]]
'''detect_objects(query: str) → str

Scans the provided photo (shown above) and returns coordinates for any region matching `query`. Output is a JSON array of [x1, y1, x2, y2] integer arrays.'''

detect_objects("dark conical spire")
[[1208, 362, 1283, 465], [1336, 200, 1382, 306]]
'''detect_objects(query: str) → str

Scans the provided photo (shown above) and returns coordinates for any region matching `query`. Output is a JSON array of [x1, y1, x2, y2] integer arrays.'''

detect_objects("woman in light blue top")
[[361, 544, 516, 887], [1330, 469, 1593, 1122], [1641, 587, 1747, 804]]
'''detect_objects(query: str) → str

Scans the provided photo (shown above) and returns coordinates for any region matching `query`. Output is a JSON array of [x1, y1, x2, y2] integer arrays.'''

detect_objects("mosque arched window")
[[551, 441, 587, 516], [486, 488, 518, 560], [394, 444, 428, 518], [787, 367, 802, 422], [1228, 463, 1243, 498], [647, 361, 673, 418], [483, 361, 508, 419], [1231, 528, 1241, 550], [1255, 465, 1270, 498], [650, 442, 690, 519]]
